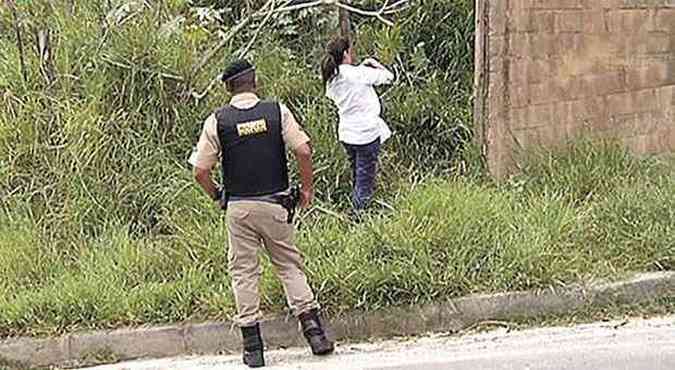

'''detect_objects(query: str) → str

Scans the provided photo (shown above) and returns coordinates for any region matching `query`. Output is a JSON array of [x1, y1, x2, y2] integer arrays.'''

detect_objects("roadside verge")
[[2, 272, 673, 369]]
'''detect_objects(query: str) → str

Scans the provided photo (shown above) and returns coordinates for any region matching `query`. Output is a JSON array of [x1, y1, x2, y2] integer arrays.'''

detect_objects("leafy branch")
[[188, 0, 413, 101]]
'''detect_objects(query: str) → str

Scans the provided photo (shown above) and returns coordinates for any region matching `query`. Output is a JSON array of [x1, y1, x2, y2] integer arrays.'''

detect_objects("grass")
[[1, 141, 674, 338]]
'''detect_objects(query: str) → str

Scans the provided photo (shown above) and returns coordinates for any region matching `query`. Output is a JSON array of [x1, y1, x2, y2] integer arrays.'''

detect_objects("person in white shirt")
[[321, 37, 394, 211]]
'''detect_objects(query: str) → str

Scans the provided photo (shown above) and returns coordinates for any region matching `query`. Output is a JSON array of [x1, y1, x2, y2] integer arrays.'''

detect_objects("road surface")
[[78, 316, 675, 370]]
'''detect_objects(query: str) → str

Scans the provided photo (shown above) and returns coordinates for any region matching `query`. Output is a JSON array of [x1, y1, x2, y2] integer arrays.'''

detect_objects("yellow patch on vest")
[[237, 119, 268, 137]]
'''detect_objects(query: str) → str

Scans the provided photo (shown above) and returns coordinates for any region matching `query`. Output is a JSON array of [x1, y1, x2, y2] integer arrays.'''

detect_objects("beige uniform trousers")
[[227, 200, 318, 327]]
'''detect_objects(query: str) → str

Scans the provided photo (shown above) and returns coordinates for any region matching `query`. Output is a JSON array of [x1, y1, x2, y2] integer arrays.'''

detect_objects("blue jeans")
[[343, 138, 381, 210]]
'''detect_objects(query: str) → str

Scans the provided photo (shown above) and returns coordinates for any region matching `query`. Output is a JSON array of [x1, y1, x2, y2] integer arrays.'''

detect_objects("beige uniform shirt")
[[189, 93, 310, 170]]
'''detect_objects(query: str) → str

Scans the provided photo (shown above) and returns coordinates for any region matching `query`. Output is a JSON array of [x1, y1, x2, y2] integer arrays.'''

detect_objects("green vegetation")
[[1, 0, 673, 339]]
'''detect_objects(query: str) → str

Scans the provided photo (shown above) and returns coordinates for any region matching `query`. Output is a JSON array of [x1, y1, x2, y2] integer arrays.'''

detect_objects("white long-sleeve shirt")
[[325, 61, 394, 145]]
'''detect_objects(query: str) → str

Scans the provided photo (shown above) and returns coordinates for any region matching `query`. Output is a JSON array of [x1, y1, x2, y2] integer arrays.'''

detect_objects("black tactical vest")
[[215, 101, 289, 197]]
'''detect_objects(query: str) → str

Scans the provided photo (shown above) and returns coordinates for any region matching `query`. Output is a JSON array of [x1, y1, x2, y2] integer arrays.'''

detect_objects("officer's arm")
[[194, 166, 220, 201], [294, 143, 314, 208], [280, 103, 314, 208], [190, 114, 221, 202]]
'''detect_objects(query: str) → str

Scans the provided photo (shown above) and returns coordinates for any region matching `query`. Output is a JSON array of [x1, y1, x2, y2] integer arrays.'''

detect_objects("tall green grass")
[[1, 140, 674, 337]]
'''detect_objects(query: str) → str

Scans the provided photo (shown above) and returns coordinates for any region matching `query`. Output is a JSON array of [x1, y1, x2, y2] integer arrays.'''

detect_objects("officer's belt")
[[228, 188, 299, 224], [228, 190, 289, 205]]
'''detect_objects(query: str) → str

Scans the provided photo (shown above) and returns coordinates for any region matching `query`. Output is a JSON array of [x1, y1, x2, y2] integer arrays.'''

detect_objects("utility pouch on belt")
[[215, 187, 230, 211], [275, 185, 301, 224]]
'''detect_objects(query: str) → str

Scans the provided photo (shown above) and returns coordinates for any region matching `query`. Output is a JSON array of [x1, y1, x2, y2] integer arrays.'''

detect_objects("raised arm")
[[357, 58, 394, 86]]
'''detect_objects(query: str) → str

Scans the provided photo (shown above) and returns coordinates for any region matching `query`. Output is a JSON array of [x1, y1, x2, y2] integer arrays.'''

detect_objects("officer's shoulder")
[[260, 99, 281, 107], [259, 100, 284, 113], [214, 104, 234, 119]]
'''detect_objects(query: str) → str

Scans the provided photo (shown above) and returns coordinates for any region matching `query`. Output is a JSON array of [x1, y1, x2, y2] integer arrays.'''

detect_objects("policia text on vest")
[[237, 118, 268, 136]]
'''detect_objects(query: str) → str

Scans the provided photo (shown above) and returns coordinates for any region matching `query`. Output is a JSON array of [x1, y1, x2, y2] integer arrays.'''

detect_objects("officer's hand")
[[300, 187, 314, 209]]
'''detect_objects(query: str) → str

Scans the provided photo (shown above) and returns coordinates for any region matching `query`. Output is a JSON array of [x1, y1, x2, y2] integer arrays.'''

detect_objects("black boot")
[[299, 309, 334, 356], [241, 324, 265, 368]]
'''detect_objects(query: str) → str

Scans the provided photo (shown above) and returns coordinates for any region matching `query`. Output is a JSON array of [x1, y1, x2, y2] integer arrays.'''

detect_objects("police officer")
[[190, 60, 334, 368]]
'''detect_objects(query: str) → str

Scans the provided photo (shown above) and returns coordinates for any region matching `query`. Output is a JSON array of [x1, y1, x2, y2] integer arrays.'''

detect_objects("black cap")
[[221, 59, 255, 82]]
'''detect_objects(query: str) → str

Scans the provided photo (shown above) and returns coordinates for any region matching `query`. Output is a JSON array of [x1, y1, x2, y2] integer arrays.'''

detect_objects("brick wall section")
[[476, 0, 675, 178]]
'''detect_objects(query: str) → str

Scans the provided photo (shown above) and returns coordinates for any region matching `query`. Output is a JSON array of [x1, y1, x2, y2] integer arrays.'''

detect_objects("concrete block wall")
[[475, 0, 675, 178]]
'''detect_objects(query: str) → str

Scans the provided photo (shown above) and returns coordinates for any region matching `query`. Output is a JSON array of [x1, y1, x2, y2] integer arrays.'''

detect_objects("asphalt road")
[[78, 316, 675, 370]]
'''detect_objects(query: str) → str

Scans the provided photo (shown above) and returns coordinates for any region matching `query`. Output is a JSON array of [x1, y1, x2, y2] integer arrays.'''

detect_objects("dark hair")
[[321, 37, 351, 84], [226, 71, 256, 94]]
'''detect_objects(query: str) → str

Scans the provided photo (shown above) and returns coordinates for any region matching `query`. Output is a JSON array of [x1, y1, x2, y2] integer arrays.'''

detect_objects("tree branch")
[[187, 0, 278, 85], [335, 0, 411, 26], [272, 0, 328, 13], [186, 21, 247, 84], [340, 0, 351, 40], [237, 0, 282, 59], [191, 74, 222, 101], [188, 0, 414, 100]]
